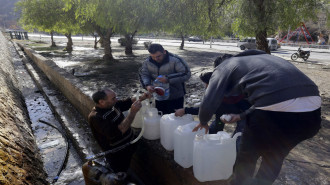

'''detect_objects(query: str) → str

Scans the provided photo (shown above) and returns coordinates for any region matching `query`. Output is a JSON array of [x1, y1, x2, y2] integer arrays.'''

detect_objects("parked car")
[[237, 37, 257, 50], [237, 37, 279, 50], [267, 38, 278, 51], [188, 36, 203, 42]]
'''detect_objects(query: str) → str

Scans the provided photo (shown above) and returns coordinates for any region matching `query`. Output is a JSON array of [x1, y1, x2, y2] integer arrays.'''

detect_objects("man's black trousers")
[[105, 143, 137, 173], [230, 108, 321, 185]]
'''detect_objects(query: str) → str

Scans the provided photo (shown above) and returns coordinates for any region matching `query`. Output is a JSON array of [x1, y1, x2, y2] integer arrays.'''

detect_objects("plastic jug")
[[131, 100, 150, 128], [153, 75, 170, 101], [160, 113, 194, 151], [142, 107, 162, 140], [174, 121, 206, 168], [193, 132, 242, 182]]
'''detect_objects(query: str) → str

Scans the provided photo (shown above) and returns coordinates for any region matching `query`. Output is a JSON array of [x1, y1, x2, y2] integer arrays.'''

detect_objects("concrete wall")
[[0, 32, 47, 185], [17, 43, 94, 120]]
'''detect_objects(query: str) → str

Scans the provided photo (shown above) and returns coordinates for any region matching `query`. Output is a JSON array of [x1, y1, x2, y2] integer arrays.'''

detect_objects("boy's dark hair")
[[213, 54, 233, 68], [92, 90, 107, 104], [148, 43, 165, 54], [199, 72, 213, 84]]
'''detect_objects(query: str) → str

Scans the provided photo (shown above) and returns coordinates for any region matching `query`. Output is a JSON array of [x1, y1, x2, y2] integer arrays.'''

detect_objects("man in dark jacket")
[[139, 43, 191, 114], [194, 50, 321, 185], [88, 88, 150, 172], [175, 72, 250, 136]]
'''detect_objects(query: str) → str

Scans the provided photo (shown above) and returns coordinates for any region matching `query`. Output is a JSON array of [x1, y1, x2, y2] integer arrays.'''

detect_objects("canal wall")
[[0, 32, 47, 185], [16, 44, 94, 121]]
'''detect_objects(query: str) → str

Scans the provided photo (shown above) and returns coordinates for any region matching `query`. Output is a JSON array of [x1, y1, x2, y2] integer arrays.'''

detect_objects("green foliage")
[[16, 0, 60, 32], [16, 0, 82, 35], [156, 0, 232, 40], [107, 0, 159, 35], [231, 0, 324, 38], [16, 0, 328, 40]]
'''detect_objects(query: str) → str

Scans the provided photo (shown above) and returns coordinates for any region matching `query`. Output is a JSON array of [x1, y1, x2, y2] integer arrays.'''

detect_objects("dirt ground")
[[18, 36, 330, 184]]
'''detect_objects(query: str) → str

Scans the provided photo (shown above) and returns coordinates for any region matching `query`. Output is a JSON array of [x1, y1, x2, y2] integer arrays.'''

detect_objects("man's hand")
[[157, 76, 168, 83], [139, 92, 152, 101], [220, 114, 241, 123], [119, 101, 142, 134], [130, 100, 142, 114], [146, 85, 155, 93], [192, 123, 209, 134], [175, 108, 185, 117]]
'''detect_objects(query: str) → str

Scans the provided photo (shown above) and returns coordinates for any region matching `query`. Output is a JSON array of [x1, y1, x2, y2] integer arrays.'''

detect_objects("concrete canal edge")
[[0, 32, 48, 185], [16, 42, 228, 185], [15, 42, 101, 163]]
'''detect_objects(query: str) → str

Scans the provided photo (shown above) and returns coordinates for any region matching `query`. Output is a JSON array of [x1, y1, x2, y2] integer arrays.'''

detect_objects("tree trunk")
[[255, 0, 270, 54], [94, 35, 98, 49], [65, 33, 73, 53], [99, 37, 104, 48], [209, 36, 213, 48], [102, 35, 113, 61], [103, 28, 114, 61], [256, 30, 270, 54], [180, 34, 184, 50], [94, 26, 114, 61], [125, 30, 137, 55], [50, 31, 56, 47]]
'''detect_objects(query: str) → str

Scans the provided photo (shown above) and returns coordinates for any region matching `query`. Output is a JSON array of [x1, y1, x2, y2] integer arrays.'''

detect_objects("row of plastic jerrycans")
[[174, 121, 241, 182], [130, 100, 163, 140], [131, 102, 241, 182], [130, 100, 193, 142]]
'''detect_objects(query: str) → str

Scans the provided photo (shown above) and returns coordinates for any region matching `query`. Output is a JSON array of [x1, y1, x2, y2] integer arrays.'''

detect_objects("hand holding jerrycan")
[[153, 75, 169, 101], [131, 99, 150, 128], [193, 132, 242, 182]]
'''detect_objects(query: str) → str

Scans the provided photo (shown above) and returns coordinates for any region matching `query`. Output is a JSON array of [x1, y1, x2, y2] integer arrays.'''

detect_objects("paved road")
[[139, 38, 330, 66], [28, 34, 330, 66]]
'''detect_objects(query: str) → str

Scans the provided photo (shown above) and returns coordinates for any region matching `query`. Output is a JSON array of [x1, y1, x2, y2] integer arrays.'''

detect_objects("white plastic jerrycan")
[[142, 107, 162, 140], [193, 132, 242, 182], [160, 113, 194, 151], [174, 121, 207, 168], [131, 100, 150, 128]]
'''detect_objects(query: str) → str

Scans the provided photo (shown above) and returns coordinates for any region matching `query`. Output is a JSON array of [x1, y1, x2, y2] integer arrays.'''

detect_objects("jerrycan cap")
[[195, 134, 204, 140], [154, 87, 165, 96]]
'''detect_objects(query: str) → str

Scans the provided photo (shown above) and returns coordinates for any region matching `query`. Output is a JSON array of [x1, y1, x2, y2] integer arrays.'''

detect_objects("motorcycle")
[[291, 47, 310, 61]]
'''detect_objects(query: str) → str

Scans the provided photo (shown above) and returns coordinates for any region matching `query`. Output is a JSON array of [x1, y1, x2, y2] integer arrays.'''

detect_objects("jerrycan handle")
[[158, 111, 163, 116], [232, 132, 242, 140]]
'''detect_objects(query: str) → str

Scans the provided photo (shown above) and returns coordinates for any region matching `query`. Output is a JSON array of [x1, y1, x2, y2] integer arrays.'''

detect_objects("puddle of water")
[[74, 46, 95, 51], [39, 139, 60, 149]]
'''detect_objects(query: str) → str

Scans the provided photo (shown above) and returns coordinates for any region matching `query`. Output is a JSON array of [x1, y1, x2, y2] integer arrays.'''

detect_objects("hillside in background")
[[0, 0, 20, 29]]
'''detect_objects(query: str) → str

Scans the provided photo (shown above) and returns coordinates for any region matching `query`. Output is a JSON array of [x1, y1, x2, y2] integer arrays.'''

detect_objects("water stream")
[[10, 42, 85, 185]]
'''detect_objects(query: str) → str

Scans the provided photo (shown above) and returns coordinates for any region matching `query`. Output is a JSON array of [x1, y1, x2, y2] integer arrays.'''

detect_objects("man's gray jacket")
[[139, 51, 191, 100]]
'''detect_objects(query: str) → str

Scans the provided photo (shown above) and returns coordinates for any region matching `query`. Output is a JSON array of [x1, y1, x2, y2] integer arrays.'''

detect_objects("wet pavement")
[[9, 41, 85, 185]]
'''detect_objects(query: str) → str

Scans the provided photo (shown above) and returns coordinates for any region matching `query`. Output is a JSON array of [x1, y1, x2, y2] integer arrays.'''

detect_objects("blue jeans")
[[209, 120, 225, 134]]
